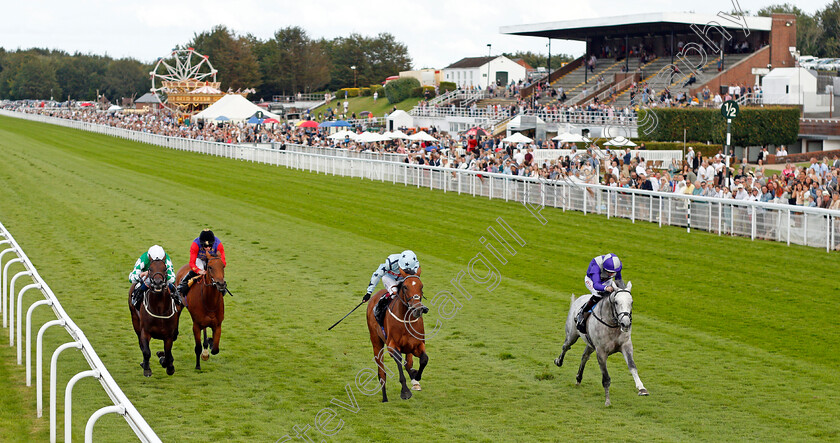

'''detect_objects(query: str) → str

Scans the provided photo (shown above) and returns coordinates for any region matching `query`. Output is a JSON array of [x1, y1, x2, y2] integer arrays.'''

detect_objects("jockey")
[[129, 245, 181, 309], [176, 229, 226, 297], [363, 250, 421, 326], [576, 253, 623, 333]]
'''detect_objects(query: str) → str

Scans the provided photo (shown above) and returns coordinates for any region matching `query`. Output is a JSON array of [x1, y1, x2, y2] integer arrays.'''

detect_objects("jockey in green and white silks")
[[129, 245, 181, 308], [362, 250, 421, 326]]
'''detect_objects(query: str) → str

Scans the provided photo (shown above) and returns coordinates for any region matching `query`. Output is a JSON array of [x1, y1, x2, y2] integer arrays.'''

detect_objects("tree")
[[817, 0, 840, 57], [758, 4, 822, 56], [102, 58, 149, 103], [189, 25, 262, 91], [11, 55, 61, 99], [324, 33, 412, 90], [258, 26, 330, 98]]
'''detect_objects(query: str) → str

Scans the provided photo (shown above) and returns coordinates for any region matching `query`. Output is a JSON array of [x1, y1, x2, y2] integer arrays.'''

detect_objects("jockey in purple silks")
[[576, 253, 623, 333]]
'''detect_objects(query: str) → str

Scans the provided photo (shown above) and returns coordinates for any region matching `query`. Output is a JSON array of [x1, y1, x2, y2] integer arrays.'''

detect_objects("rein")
[[142, 290, 177, 319], [590, 289, 632, 329], [387, 275, 423, 324]]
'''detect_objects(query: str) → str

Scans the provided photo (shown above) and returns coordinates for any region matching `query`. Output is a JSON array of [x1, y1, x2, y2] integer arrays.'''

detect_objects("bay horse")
[[553, 281, 648, 406], [129, 258, 183, 377], [366, 274, 429, 402], [176, 253, 226, 370]]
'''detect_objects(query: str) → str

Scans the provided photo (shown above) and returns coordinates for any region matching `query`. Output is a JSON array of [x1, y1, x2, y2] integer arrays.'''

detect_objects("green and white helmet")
[[147, 245, 166, 261], [398, 250, 419, 274]]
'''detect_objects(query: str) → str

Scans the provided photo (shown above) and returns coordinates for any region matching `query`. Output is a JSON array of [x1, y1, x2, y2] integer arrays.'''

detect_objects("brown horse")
[[366, 274, 429, 402], [176, 253, 226, 370], [129, 258, 183, 377]]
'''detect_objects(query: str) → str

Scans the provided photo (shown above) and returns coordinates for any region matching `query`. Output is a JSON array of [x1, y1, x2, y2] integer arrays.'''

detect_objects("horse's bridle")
[[148, 259, 166, 293], [395, 275, 423, 308], [592, 289, 632, 329], [202, 256, 227, 294]]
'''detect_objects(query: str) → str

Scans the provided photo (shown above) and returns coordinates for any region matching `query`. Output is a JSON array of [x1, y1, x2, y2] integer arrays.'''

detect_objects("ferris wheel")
[[149, 47, 217, 111]]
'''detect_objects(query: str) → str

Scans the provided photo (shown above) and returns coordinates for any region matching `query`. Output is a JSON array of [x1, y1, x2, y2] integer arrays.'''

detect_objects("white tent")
[[408, 131, 437, 142], [327, 130, 356, 140], [355, 132, 390, 143], [502, 132, 533, 143], [604, 136, 637, 147], [507, 114, 545, 130], [388, 130, 410, 140], [386, 109, 414, 129], [552, 132, 589, 143], [193, 94, 280, 122], [107, 105, 122, 112]]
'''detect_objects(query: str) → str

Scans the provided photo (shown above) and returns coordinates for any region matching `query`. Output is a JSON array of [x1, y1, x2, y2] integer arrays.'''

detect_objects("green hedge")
[[359, 87, 371, 97], [411, 85, 437, 98], [637, 106, 800, 146], [439, 81, 457, 93], [369, 85, 384, 94], [384, 77, 421, 104]]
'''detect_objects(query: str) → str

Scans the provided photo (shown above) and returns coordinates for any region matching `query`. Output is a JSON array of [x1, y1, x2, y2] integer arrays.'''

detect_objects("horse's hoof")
[[411, 380, 421, 391], [143, 369, 152, 377], [381, 398, 388, 403], [195, 365, 201, 370], [639, 389, 649, 396], [156, 351, 165, 358], [211, 348, 219, 355], [159, 356, 166, 367], [166, 366, 175, 376], [400, 390, 412, 400], [605, 400, 611, 407], [554, 357, 563, 367], [201, 350, 210, 361]]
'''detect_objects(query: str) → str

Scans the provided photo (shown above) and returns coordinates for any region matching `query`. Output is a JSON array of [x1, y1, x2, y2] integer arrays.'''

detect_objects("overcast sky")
[[2, 0, 831, 69]]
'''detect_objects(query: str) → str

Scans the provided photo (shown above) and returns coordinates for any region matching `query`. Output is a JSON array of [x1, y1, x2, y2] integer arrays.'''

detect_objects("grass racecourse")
[[1, 115, 839, 442]]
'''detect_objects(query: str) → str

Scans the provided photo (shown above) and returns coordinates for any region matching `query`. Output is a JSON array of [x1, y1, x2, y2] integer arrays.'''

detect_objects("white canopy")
[[604, 136, 637, 147], [355, 132, 390, 143], [107, 105, 122, 111], [408, 131, 437, 142], [327, 130, 356, 140], [553, 132, 589, 143], [502, 132, 533, 143], [388, 130, 410, 140], [193, 94, 280, 122]]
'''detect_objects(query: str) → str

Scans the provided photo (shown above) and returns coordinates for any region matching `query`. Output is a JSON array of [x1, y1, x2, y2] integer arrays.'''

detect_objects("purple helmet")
[[602, 254, 622, 273]]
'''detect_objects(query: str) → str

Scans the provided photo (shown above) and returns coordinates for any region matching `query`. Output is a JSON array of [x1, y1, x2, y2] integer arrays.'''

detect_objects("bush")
[[439, 81, 457, 93], [384, 77, 420, 104], [637, 106, 800, 147], [369, 85, 384, 94], [359, 87, 371, 97], [410, 86, 437, 99], [338, 88, 360, 98]]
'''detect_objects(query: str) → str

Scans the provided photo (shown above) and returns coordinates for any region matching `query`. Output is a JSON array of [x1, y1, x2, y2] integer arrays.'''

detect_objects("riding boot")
[[132, 286, 145, 310], [169, 283, 185, 307], [177, 271, 197, 297], [375, 295, 391, 327], [576, 296, 599, 333]]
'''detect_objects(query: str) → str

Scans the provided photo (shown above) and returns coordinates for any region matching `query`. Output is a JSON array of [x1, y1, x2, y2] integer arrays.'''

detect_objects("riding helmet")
[[199, 229, 215, 247], [398, 250, 420, 274], [602, 254, 622, 273], [148, 245, 166, 261]]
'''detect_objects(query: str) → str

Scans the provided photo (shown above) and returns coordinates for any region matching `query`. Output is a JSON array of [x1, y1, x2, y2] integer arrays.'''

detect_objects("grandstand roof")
[[500, 12, 772, 40]]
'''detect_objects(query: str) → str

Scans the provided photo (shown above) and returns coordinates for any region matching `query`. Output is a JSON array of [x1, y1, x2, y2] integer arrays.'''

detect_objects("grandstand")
[[501, 12, 797, 106]]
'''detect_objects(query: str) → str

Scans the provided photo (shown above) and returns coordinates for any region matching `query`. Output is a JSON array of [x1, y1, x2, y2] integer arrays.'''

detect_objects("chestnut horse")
[[366, 274, 429, 402], [176, 253, 226, 370], [129, 258, 183, 377]]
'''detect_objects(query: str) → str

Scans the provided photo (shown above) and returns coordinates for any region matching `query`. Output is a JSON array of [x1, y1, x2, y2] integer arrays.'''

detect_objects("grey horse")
[[554, 281, 648, 406]]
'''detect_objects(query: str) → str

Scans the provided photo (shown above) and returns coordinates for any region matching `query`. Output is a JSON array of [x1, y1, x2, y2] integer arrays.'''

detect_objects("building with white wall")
[[442, 56, 527, 89]]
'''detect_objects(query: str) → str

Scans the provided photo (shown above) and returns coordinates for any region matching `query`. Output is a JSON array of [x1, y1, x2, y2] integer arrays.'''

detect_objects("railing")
[[345, 116, 387, 127], [3, 109, 839, 251], [410, 107, 638, 126], [0, 222, 160, 443], [585, 74, 638, 106], [272, 93, 329, 102], [423, 89, 458, 107], [531, 149, 682, 166]]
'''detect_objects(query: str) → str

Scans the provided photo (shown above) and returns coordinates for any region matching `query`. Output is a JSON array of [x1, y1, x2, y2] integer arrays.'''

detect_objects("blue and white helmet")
[[148, 245, 166, 261], [602, 254, 622, 274], [398, 250, 420, 274]]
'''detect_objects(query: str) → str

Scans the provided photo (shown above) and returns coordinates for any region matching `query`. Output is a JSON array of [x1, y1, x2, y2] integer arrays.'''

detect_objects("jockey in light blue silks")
[[576, 253, 623, 333], [363, 250, 421, 326]]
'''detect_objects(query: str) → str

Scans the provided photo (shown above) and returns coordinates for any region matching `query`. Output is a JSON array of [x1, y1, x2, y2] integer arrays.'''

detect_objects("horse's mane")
[[613, 279, 627, 290]]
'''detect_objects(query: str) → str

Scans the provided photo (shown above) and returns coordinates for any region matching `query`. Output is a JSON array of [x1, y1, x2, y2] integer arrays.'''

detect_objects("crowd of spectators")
[[5, 103, 839, 212]]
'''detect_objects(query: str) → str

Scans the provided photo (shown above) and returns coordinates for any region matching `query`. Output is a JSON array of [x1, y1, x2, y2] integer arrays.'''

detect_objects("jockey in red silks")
[[177, 229, 226, 296], [576, 253, 623, 333]]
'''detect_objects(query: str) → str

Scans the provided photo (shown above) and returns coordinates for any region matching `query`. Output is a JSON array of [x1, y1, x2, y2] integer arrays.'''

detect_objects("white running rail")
[[1, 108, 838, 252], [0, 221, 161, 442]]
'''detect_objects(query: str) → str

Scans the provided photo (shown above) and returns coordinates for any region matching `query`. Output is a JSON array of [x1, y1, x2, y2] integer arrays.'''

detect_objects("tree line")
[[0, 26, 414, 101], [758, 1, 840, 57]]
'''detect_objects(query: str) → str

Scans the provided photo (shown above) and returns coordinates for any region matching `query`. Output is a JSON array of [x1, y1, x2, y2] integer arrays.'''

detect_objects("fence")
[[0, 222, 160, 442], [2, 109, 838, 251]]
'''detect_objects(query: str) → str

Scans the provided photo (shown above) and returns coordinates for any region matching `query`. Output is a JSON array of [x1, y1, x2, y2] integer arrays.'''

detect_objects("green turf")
[[0, 115, 839, 442], [310, 96, 421, 120]]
